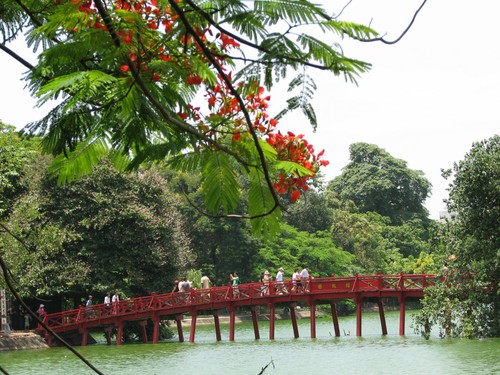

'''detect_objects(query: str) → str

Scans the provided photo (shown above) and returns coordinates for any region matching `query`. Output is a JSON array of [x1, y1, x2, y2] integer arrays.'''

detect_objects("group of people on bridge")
[[167, 265, 313, 299], [260, 265, 311, 295]]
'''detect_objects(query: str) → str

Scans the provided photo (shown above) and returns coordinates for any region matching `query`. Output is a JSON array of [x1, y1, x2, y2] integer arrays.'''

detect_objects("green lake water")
[[1, 311, 499, 374]]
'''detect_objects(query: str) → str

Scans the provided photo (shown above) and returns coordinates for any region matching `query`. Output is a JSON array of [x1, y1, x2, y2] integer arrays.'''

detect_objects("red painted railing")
[[41, 273, 436, 333]]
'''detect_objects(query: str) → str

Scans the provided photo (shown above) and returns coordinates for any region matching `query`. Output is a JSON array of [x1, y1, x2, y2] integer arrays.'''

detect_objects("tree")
[[253, 223, 354, 280], [1, 0, 396, 235], [2, 157, 193, 302], [328, 142, 431, 224], [330, 209, 401, 274], [283, 187, 333, 233], [0, 122, 37, 218], [415, 135, 500, 338]]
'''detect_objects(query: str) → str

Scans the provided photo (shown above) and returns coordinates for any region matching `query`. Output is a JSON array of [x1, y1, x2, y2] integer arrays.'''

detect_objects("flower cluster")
[[267, 132, 329, 201], [63, 0, 328, 202]]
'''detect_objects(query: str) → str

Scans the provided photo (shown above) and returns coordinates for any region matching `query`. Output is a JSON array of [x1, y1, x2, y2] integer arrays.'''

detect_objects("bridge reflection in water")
[[39, 273, 435, 346]]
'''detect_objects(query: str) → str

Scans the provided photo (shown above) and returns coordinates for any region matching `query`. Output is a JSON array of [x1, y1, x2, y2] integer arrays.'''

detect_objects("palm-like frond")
[[48, 137, 110, 184], [202, 152, 240, 213]]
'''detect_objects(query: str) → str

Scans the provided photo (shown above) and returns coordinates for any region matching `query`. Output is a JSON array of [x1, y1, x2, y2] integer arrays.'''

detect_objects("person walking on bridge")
[[300, 266, 310, 292], [112, 291, 120, 314], [201, 274, 212, 289], [276, 267, 286, 294], [85, 295, 94, 318], [292, 268, 301, 293], [230, 272, 240, 298]]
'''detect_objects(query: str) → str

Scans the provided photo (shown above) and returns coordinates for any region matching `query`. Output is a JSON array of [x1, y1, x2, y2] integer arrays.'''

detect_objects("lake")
[[1, 310, 499, 374]]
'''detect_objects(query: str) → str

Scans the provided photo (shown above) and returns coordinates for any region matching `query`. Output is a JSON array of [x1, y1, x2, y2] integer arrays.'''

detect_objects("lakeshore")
[[0, 331, 48, 351]]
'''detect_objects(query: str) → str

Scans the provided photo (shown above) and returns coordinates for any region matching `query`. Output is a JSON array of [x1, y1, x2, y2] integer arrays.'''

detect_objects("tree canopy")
[[0, 0, 387, 236], [2, 156, 193, 300], [415, 135, 499, 338], [328, 142, 431, 224]]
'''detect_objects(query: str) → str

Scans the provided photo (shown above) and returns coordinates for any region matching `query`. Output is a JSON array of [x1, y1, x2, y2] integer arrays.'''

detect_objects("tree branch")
[[168, 0, 284, 212], [92, 0, 257, 171], [0, 224, 105, 375], [353, 0, 428, 45]]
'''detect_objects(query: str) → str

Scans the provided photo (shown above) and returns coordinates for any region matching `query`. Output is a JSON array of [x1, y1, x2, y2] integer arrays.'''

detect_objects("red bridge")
[[39, 273, 436, 346]]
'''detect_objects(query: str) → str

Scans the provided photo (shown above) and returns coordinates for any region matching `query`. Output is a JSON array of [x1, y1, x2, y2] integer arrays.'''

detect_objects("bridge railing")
[[40, 273, 436, 332], [308, 273, 436, 294]]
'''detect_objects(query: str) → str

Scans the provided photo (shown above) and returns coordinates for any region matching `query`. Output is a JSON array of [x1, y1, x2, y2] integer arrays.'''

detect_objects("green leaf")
[[48, 137, 110, 184], [275, 160, 314, 177], [202, 152, 240, 213]]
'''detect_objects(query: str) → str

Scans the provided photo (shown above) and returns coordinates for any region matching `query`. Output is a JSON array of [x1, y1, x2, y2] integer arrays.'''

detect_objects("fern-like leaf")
[[202, 152, 240, 213], [48, 137, 109, 184]]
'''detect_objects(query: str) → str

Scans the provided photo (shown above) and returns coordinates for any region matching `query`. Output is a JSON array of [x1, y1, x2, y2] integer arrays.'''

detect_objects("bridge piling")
[[175, 314, 184, 342], [330, 302, 340, 337], [213, 310, 221, 341], [189, 312, 197, 343], [269, 304, 275, 340], [116, 321, 123, 345], [104, 327, 112, 345], [139, 320, 148, 343], [290, 303, 299, 338], [399, 296, 406, 336], [80, 327, 88, 346], [152, 316, 160, 344], [377, 300, 387, 335], [229, 308, 236, 341], [355, 297, 363, 337], [310, 303, 316, 339], [250, 306, 260, 340]]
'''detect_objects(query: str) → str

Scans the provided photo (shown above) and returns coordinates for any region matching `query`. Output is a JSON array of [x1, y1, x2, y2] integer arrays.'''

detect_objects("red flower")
[[290, 190, 301, 202], [186, 75, 202, 85]]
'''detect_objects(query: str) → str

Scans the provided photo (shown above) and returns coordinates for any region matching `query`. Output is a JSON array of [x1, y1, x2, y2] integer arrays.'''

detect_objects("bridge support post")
[[44, 332, 53, 347], [229, 307, 236, 341], [399, 296, 406, 336], [152, 316, 160, 344], [80, 328, 89, 346], [175, 314, 184, 342], [104, 327, 113, 345], [139, 320, 148, 343], [250, 306, 260, 340], [269, 304, 275, 340], [310, 303, 316, 339], [189, 312, 197, 343], [355, 297, 363, 337], [290, 303, 299, 338], [116, 321, 124, 345], [213, 310, 221, 341], [330, 302, 341, 337], [378, 300, 387, 335]]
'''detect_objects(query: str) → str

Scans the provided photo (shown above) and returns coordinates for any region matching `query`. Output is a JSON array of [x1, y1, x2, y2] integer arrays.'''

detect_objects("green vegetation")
[[0, 0, 497, 341], [414, 135, 499, 338], [1, 121, 498, 338]]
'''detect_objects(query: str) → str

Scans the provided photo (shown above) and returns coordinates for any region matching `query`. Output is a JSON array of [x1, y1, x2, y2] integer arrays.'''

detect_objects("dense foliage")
[[2, 154, 193, 305], [0, 0, 378, 236], [0, 123, 37, 218], [415, 135, 499, 338], [329, 143, 431, 224]]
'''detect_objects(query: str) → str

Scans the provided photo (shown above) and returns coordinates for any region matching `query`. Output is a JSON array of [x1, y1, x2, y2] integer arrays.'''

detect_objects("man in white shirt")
[[201, 275, 212, 289], [300, 266, 310, 291], [276, 267, 285, 294]]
